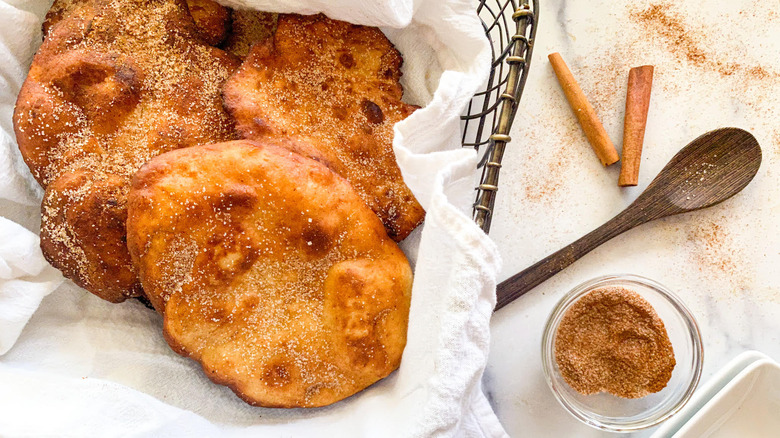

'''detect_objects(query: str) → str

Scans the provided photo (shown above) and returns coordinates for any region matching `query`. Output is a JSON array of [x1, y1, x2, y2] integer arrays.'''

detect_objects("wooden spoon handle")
[[495, 208, 647, 311]]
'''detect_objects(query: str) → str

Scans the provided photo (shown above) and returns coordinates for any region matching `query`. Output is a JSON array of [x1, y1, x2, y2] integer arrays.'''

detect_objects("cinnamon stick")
[[619, 65, 654, 186], [548, 52, 619, 166]]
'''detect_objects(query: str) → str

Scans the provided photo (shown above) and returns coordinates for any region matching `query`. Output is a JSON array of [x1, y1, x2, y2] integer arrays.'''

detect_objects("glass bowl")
[[541, 274, 704, 432]]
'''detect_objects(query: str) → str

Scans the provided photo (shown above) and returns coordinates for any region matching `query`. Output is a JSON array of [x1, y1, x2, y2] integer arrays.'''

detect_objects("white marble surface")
[[484, 0, 780, 436]]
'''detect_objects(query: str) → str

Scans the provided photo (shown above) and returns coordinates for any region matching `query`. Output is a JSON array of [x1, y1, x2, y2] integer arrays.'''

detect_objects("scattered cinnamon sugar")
[[773, 130, 780, 156], [678, 217, 756, 295], [15, 0, 240, 299], [522, 142, 571, 203], [631, 2, 779, 80], [554, 287, 676, 399], [688, 221, 737, 273], [633, 4, 705, 65], [575, 44, 632, 117]]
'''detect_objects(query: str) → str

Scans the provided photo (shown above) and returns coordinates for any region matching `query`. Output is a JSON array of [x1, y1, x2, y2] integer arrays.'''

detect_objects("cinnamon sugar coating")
[[43, 0, 231, 46], [182, 0, 230, 45], [223, 14, 424, 241], [14, 0, 239, 301], [127, 140, 412, 407]]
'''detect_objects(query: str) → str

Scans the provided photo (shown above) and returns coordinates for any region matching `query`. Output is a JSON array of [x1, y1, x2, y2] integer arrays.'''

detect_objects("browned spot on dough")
[[301, 221, 334, 255], [362, 99, 384, 124], [213, 184, 255, 212], [241, 294, 260, 310], [200, 231, 258, 284], [333, 105, 348, 120], [49, 53, 143, 133], [339, 53, 354, 68], [263, 362, 292, 388], [347, 337, 385, 368]]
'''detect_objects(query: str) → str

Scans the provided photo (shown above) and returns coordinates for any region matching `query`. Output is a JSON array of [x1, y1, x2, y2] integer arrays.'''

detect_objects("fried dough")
[[14, 0, 239, 302], [43, 0, 230, 46], [221, 9, 277, 59], [183, 0, 230, 45], [42, 0, 91, 36], [126, 140, 412, 408], [223, 14, 424, 241]]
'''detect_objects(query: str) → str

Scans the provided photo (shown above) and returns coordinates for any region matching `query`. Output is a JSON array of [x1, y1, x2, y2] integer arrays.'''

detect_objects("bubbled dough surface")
[[223, 13, 424, 242], [126, 140, 412, 408], [14, 0, 240, 301]]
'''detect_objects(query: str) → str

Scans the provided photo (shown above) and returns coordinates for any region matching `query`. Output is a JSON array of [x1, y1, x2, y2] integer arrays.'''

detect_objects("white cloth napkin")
[[0, 0, 507, 436]]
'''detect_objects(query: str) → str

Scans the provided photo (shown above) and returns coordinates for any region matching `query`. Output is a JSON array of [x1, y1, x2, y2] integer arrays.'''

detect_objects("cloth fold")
[[0, 217, 63, 355], [0, 0, 507, 436]]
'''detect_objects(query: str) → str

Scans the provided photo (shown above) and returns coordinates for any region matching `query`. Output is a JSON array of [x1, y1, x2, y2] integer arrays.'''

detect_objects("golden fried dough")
[[223, 14, 424, 241], [183, 0, 230, 46], [221, 9, 277, 59], [126, 140, 412, 408], [42, 0, 91, 36], [40, 169, 142, 298], [43, 0, 230, 46], [14, 0, 239, 302]]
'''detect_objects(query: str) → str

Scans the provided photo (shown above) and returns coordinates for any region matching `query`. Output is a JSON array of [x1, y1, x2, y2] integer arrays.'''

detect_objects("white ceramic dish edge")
[[665, 355, 780, 437], [650, 350, 771, 438]]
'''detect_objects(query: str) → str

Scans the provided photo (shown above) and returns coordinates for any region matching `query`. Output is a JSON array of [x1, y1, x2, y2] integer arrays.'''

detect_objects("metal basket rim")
[[466, 0, 539, 233]]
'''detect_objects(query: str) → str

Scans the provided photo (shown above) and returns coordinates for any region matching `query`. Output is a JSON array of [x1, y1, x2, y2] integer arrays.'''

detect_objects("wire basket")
[[462, 0, 538, 233]]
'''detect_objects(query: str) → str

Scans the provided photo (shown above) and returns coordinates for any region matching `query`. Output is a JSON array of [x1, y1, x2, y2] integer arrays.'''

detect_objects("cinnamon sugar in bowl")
[[541, 275, 703, 432]]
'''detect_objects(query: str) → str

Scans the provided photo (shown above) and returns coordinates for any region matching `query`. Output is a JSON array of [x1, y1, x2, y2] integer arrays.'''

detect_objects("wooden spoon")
[[495, 127, 761, 311]]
